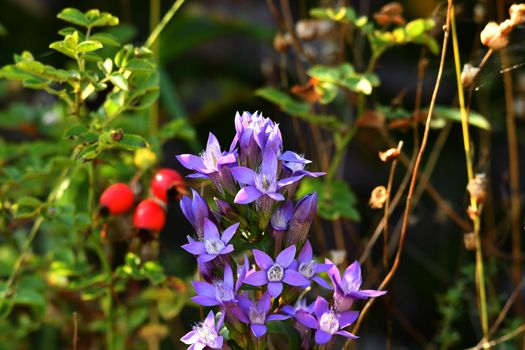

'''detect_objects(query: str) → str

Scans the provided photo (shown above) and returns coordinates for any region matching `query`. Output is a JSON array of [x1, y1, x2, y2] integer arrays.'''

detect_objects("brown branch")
[[346, 0, 454, 341]]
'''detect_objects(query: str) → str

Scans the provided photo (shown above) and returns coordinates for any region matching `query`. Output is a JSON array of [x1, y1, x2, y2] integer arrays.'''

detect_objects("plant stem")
[[145, 0, 187, 49], [149, 0, 161, 137], [450, 7, 489, 341], [347, 0, 453, 342]]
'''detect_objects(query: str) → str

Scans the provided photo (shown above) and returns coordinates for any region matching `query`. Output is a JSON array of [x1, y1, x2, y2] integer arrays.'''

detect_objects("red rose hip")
[[133, 199, 166, 232], [99, 183, 134, 215], [150, 168, 185, 202]]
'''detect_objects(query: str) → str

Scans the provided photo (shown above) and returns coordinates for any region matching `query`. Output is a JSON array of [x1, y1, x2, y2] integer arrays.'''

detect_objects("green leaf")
[[77, 40, 103, 53], [432, 106, 491, 130], [255, 87, 344, 131], [267, 322, 301, 350], [57, 8, 89, 27], [88, 11, 119, 27], [124, 58, 156, 73], [77, 143, 101, 162], [131, 89, 160, 110], [255, 87, 309, 115], [307, 63, 379, 95], [103, 91, 126, 118], [89, 32, 121, 47], [63, 125, 88, 139], [14, 196, 45, 219], [109, 73, 129, 92], [310, 7, 357, 23], [143, 262, 166, 285], [98, 58, 113, 75], [116, 134, 149, 150], [0, 22, 7, 36], [296, 178, 360, 221], [159, 118, 197, 143]]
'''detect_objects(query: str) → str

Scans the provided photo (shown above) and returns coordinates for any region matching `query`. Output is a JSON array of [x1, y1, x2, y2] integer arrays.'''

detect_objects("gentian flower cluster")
[[178, 112, 386, 349]]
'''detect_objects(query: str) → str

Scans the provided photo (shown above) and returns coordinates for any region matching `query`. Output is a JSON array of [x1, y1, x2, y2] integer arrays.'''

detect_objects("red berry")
[[150, 168, 185, 202], [133, 199, 166, 232], [99, 183, 134, 215]]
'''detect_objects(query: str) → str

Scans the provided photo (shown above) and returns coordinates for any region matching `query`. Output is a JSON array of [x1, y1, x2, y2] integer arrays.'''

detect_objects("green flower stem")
[[145, 0, 187, 49], [450, 7, 489, 342], [149, 0, 161, 137]]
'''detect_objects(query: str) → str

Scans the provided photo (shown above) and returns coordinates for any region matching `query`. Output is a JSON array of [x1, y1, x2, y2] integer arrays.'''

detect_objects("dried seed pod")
[[480, 22, 509, 50], [467, 173, 487, 203], [373, 2, 405, 26], [499, 19, 514, 36], [291, 78, 322, 103], [369, 186, 388, 209], [463, 232, 476, 251], [295, 20, 335, 41], [329, 249, 347, 265], [461, 63, 480, 88], [510, 3, 525, 26], [379, 141, 403, 162], [273, 32, 292, 52]]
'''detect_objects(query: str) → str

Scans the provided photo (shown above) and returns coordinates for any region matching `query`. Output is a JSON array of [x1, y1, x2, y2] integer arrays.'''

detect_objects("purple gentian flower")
[[289, 240, 333, 289], [192, 264, 237, 307], [177, 132, 237, 177], [327, 260, 387, 312], [296, 296, 359, 344], [270, 200, 294, 231], [281, 298, 313, 317], [180, 190, 211, 239], [177, 133, 237, 194], [181, 310, 224, 350], [182, 218, 238, 263], [279, 150, 325, 178], [231, 149, 301, 205], [231, 112, 283, 166], [285, 193, 318, 247], [231, 292, 289, 337], [244, 245, 308, 297]]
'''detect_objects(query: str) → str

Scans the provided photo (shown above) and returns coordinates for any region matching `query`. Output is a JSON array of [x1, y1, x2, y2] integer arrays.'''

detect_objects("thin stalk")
[[383, 142, 402, 268], [451, 7, 489, 340], [149, 0, 161, 136], [346, 1, 453, 342], [496, 1, 522, 316], [145, 0, 187, 49]]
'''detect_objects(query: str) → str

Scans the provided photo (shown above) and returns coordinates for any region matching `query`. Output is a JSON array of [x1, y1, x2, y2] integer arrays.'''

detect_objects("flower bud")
[[461, 63, 480, 88], [480, 22, 509, 50], [466, 173, 487, 204], [285, 193, 318, 248], [369, 186, 388, 209], [463, 232, 476, 251]]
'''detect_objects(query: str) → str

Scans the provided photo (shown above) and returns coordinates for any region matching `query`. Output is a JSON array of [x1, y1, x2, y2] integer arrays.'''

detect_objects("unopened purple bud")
[[285, 192, 318, 248], [214, 197, 235, 217], [271, 200, 294, 231]]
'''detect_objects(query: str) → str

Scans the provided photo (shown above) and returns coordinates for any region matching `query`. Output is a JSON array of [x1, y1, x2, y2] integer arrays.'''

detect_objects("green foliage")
[[296, 178, 360, 221], [0, 7, 195, 349], [307, 63, 380, 97]]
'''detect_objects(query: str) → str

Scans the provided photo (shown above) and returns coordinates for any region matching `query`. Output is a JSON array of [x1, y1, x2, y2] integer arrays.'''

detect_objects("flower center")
[[248, 305, 266, 324], [299, 260, 316, 278], [204, 238, 225, 255], [194, 322, 218, 345], [213, 280, 234, 302], [267, 264, 284, 282], [319, 310, 340, 334]]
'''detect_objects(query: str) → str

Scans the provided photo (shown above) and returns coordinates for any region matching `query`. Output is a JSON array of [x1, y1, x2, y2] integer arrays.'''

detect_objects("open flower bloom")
[[231, 149, 301, 204], [181, 310, 224, 350], [327, 260, 386, 311], [230, 292, 289, 337], [289, 240, 333, 289], [279, 150, 325, 179], [244, 245, 308, 297], [295, 296, 359, 345], [180, 190, 211, 239], [182, 219, 238, 263], [177, 132, 237, 178], [192, 264, 238, 307]]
